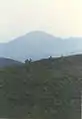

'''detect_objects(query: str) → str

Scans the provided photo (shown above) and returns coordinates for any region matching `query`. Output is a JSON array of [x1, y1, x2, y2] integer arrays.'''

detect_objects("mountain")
[[0, 31, 82, 62], [0, 54, 81, 119], [0, 58, 22, 68]]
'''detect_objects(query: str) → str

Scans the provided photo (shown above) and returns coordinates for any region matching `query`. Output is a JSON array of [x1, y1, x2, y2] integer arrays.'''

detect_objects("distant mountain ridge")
[[0, 31, 82, 62]]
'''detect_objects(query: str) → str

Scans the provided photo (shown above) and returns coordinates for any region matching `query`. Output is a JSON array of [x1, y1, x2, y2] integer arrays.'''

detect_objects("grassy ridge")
[[0, 55, 81, 119]]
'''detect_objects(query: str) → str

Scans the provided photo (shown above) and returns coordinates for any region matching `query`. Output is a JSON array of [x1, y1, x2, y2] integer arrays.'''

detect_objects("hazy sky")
[[0, 0, 82, 42]]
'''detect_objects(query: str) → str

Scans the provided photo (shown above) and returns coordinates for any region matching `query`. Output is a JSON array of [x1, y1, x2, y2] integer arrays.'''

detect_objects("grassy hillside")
[[0, 55, 81, 119], [0, 57, 22, 68]]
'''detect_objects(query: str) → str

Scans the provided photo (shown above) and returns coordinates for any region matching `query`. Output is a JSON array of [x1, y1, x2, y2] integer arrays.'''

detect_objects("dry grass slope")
[[0, 55, 81, 119]]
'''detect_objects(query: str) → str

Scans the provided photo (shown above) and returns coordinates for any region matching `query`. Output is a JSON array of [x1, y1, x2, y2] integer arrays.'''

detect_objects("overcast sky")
[[0, 0, 82, 42]]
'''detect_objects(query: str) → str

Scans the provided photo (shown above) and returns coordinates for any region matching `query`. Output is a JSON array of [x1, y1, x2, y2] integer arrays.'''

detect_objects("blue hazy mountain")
[[0, 31, 82, 62]]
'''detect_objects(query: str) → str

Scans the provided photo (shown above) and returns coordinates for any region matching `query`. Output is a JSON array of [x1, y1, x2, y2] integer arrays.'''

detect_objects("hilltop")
[[0, 31, 82, 61], [0, 55, 81, 119]]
